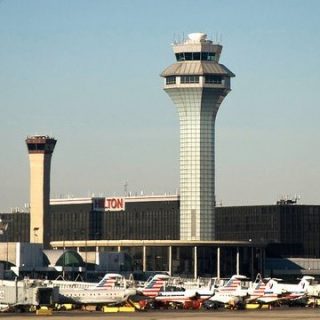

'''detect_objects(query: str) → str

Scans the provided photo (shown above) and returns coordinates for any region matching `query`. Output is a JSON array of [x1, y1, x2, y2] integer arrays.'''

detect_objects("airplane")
[[56, 273, 136, 306], [136, 273, 217, 309], [256, 275, 316, 306], [153, 278, 217, 309], [203, 274, 251, 309]]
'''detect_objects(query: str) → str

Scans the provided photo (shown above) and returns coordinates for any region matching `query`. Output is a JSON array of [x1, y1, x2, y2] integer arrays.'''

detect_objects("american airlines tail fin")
[[140, 274, 170, 297], [96, 273, 125, 288], [218, 275, 247, 293], [247, 273, 266, 298]]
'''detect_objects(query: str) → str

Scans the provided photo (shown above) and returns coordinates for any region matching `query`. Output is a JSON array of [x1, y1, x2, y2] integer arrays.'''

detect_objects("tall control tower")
[[161, 33, 234, 240], [26, 135, 56, 247]]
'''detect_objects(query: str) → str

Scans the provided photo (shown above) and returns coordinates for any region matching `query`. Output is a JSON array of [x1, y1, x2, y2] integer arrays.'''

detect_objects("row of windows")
[[27, 143, 46, 151], [175, 52, 216, 61], [166, 75, 223, 85], [205, 75, 223, 84], [181, 75, 199, 84]]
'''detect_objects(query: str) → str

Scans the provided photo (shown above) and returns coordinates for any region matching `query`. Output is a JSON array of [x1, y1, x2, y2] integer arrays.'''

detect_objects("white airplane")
[[153, 278, 217, 309], [137, 274, 217, 309], [56, 273, 136, 305], [204, 275, 250, 309], [257, 275, 316, 306]]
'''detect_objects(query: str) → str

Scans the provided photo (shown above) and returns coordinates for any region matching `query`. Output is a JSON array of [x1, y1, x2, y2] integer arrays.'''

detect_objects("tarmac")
[[0, 308, 320, 320]]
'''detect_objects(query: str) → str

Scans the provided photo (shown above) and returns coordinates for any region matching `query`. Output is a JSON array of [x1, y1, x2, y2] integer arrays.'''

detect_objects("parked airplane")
[[256, 276, 316, 306], [203, 275, 251, 309], [56, 273, 136, 305], [153, 278, 217, 309]]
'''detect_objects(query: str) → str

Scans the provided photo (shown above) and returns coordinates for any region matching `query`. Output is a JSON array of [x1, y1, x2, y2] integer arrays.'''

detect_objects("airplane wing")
[[257, 296, 281, 304], [210, 295, 236, 305]]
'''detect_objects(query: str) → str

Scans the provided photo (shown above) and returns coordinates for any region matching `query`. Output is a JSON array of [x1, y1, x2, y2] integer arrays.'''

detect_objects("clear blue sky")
[[1, 0, 319, 211]]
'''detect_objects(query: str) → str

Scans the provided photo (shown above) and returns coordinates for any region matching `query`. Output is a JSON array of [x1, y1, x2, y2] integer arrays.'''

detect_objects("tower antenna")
[[124, 181, 128, 196]]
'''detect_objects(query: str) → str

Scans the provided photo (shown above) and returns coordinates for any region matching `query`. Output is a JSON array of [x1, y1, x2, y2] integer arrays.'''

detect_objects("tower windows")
[[166, 76, 176, 85], [193, 52, 200, 60], [184, 52, 192, 60], [175, 52, 216, 61], [180, 76, 199, 84], [205, 75, 223, 84], [27, 143, 45, 151], [201, 52, 215, 61]]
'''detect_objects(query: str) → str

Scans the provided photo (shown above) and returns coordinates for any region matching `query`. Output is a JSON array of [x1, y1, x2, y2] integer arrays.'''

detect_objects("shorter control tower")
[[26, 135, 56, 247], [161, 33, 234, 240]]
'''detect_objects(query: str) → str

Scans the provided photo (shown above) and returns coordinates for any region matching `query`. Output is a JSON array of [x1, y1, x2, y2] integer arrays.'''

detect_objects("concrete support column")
[[251, 247, 254, 280], [194, 246, 198, 279], [217, 247, 220, 279], [236, 247, 240, 275], [168, 246, 172, 276], [143, 246, 147, 272], [261, 248, 265, 276], [259, 248, 263, 275]]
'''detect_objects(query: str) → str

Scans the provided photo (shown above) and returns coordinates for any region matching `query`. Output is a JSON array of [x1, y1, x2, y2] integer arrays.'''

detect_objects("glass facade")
[[0, 213, 29, 242], [164, 87, 226, 240], [102, 200, 179, 240], [50, 203, 93, 241], [2, 203, 320, 261], [215, 205, 320, 258]]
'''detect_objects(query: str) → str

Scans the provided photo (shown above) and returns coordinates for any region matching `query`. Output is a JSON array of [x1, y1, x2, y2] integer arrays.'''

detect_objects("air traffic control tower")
[[26, 135, 56, 247], [161, 33, 234, 240]]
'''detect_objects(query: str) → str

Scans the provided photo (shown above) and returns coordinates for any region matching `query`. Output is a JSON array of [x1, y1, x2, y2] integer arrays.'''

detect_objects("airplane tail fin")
[[140, 274, 170, 297], [295, 276, 314, 293], [218, 275, 244, 293], [249, 274, 266, 296], [96, 273, 124, 288]]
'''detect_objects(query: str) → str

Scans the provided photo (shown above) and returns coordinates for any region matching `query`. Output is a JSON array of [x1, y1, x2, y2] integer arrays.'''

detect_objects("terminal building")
[[1, 196, 320, 279]]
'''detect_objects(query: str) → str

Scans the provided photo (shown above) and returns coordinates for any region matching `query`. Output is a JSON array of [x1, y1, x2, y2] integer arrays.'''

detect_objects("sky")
[[0, 0, 320, 212]]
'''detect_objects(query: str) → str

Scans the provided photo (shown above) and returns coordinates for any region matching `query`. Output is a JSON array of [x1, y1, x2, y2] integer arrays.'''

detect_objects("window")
[[175, 53, 185, 61], [175, 52, 215, 61], [184, 52, 192, 60], [205, 75, 223, 84], [201, 52, 208, 60], [193, 52, 200, 60], [166, 76, 176, 85], [207, 52, 216, 61], [180, 75, 199, 84]]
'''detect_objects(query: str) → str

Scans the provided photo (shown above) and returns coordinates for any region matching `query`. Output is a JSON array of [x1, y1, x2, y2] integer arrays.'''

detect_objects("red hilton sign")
[[105, 198, 125, 211]]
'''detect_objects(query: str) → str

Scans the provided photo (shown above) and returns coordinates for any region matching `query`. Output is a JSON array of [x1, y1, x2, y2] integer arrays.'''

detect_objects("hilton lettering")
[[105, 198, 124, 210]]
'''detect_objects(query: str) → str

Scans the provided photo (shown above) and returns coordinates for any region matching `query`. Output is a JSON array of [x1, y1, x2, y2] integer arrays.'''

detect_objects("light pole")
[[0, 218, 9, 271], [81, 229, 87, 280], [60, 231, 66, 279]]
